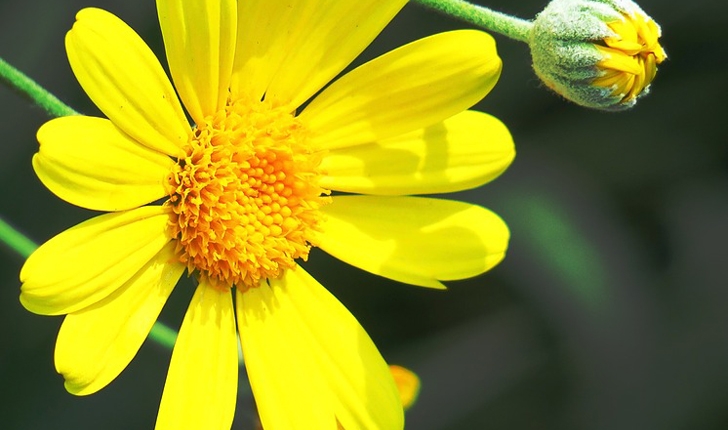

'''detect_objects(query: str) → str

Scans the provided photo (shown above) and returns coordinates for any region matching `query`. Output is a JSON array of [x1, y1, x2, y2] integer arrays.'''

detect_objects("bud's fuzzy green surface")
[[530, 0, 666, 110]]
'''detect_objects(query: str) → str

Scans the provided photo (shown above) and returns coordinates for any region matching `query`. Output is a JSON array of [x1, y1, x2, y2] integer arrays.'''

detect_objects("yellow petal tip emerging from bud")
[[593, 12, 667, 104]]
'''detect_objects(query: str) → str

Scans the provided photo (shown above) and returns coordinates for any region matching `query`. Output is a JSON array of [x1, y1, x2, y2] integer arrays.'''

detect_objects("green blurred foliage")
[[1, 0, 726, 429]]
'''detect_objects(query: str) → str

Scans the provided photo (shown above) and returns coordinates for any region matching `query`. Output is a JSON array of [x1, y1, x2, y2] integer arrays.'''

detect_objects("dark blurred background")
[[1, 0, 726, 428]]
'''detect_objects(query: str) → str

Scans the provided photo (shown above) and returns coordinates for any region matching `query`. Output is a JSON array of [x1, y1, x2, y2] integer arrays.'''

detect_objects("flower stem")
[[0, 56, 78, 117], [410, 0, 533, 43], [148, 320, 178, 351], [0, 215, 177, 349], [0, 217, 38, 259]]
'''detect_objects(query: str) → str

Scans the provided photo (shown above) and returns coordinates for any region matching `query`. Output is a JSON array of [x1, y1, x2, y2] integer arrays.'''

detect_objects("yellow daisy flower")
[[20, 0, 513, 429]]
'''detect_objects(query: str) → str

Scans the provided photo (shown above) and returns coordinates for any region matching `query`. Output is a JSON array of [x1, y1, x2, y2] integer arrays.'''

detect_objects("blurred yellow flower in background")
[[389, 365, 422, 410], [592, 10, 666, 103], [19, 0, 513, 428]]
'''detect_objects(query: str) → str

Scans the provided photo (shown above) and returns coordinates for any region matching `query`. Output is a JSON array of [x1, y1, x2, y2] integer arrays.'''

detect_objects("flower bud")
[[529, 0, 666, 110]]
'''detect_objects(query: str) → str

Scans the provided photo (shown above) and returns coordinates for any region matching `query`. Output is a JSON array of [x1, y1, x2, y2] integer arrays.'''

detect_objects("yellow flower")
[[20, 1, 513, 429]]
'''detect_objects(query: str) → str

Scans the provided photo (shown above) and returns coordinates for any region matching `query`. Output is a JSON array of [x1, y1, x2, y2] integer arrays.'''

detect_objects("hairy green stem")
[[0, 56, 78, 117], [411, 0, 533, 43]]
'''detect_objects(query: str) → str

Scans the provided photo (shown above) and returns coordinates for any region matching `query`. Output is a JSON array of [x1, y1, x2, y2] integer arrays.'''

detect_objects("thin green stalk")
[[148, 320, 178, 351], [411, 0, 533, 43], [0, 56, 78, 117], [0, 217, 38, 259], [0, 215, 178, 349]]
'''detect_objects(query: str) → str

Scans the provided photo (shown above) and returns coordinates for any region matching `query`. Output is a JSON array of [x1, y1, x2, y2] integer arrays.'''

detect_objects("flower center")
[[164, 98, 328, 290], [592, 12, 667, 103]]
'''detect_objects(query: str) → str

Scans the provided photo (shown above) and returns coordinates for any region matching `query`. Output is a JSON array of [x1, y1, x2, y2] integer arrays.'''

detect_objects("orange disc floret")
[[164, 98, 329, 290]]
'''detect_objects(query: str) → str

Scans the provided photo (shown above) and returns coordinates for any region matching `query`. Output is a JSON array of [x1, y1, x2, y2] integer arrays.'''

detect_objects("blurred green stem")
[[411, 0, 533, 42], [0, 217, 37, 259], [0, 56, 78, 117]]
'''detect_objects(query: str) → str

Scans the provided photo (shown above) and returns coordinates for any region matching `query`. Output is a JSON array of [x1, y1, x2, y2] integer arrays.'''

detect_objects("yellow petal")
[[55, 242, 184, 396], [318, 196, 510, 288], [34, 116, 173, 211], [66, 8, 189, 157], [300, 30, 502, 150], [230, 0, 406, 108], [319, 110, 514, 195], [155, 282, 238, 430], [20, 206, 171, 315], [237, 266, 403, 430], [157, 0, 236, 124]]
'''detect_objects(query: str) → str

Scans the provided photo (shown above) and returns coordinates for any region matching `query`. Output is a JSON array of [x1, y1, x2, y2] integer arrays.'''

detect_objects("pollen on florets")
[[164, 98, 329, 290]]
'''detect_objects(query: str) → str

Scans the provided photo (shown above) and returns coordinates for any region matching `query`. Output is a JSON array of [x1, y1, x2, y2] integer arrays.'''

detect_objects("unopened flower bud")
[[530, 0, 666, 110]]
